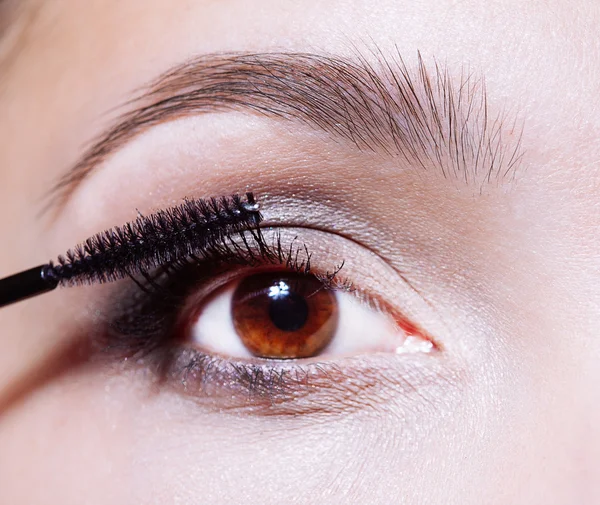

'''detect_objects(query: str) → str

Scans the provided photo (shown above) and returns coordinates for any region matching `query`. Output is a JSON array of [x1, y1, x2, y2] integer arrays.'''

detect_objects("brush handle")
[[0, 265, 58, 308]]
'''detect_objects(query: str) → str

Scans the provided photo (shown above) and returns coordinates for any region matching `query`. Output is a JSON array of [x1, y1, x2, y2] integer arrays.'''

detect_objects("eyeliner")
[[0, 192, 262, 309]]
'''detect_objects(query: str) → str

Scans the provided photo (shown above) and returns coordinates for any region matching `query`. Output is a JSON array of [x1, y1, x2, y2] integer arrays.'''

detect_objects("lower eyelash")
[[131, 343, 447, 417], [138, 345, 358, 414], [169, 348, 317, 397]]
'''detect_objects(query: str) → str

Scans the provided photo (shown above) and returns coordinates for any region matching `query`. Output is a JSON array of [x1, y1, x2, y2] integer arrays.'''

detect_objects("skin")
[[0, 0, 599, 503]]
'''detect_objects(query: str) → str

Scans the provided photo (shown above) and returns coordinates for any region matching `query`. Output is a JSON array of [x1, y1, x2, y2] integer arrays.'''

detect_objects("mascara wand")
[[0, 193, 262, 309]]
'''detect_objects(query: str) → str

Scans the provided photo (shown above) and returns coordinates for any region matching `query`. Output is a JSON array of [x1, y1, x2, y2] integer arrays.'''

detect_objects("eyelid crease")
[[47, 49, 525, 214]]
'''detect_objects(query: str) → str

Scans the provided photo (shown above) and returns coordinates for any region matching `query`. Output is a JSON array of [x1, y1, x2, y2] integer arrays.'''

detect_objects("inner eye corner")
[[355, 290, 441, 353], [395, 314, 441, 353]]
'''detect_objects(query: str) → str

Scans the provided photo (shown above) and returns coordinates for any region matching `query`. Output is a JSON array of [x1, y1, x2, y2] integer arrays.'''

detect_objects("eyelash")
[[95, 227, 350, 398]]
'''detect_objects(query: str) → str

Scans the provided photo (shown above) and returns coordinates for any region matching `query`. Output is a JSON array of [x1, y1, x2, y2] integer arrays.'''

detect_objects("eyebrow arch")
[[50, 50, 524, 209]]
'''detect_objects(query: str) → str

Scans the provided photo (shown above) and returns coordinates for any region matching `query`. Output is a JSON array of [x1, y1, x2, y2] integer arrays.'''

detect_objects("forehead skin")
[[0, 0, 599, 504]]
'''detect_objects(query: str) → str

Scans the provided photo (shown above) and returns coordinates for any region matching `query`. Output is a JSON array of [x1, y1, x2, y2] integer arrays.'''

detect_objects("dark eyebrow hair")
[[50, 51, 524, 208]]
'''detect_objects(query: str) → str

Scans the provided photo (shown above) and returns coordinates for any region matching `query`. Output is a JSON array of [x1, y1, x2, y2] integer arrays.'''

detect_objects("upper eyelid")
[[47, 50, 525, 215]]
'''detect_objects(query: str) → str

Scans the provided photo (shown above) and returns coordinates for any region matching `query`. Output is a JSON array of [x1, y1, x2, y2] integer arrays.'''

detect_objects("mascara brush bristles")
[[47, 192, 263, 286]]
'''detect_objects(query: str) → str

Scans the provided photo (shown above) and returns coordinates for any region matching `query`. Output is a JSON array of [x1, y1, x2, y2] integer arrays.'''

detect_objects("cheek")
[[0, 369, 136, 503], [0, 365, 448, 503], [0, 359, 582, 504]]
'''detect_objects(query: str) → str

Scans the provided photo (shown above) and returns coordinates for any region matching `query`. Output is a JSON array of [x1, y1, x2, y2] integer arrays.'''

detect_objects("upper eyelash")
[[48, 193, 262, 286], [150, 230, 348, 292]]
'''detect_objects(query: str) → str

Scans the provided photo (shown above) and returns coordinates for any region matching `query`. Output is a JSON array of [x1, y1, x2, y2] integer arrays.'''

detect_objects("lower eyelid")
[[137, 346, 453, 417]]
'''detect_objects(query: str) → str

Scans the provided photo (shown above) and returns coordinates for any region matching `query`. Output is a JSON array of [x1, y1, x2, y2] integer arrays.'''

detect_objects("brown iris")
[[231, 272, 339, 358]]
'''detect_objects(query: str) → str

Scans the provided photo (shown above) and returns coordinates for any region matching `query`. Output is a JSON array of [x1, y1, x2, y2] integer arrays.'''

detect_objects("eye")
[[100, 226, 436, 408], [187, 271, 406, 360]]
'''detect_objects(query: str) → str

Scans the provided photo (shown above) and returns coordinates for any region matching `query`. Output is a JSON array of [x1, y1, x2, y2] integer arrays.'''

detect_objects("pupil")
[[268, 282, 309, 332]]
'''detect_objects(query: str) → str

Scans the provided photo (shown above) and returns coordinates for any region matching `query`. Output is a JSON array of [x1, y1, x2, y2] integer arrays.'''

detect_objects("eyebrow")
[[50, 51, 524, 208]]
